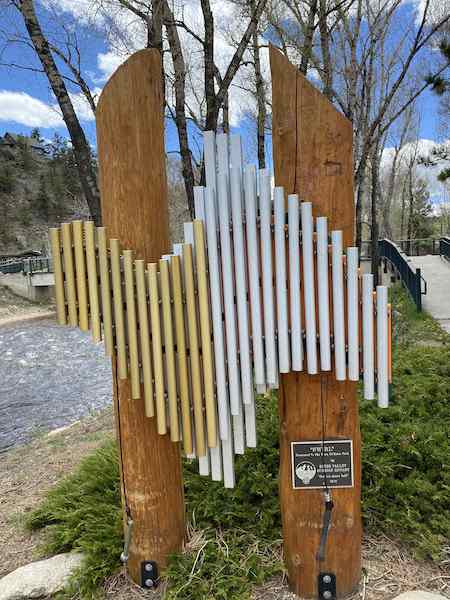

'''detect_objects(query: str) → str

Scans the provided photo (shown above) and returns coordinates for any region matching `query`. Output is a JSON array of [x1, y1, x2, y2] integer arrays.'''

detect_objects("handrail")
[[378, 239, 424, 311], [395, 238, 441, 256], [439, 237, 450, 262]]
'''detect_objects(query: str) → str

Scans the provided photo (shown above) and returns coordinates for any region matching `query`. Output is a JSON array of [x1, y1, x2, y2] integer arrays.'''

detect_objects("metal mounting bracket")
[[140, 561, 159, 589], [318, 572, 336, 600]]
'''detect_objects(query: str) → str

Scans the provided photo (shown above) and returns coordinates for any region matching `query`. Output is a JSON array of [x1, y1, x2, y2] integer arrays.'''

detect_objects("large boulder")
[[393, 593, 448, 600], [0, 553, 83, 600]]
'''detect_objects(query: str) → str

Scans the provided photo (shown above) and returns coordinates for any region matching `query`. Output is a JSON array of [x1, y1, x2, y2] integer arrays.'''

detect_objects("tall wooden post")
[[96, 49, 185, 584], [270, 47, 362, 599]]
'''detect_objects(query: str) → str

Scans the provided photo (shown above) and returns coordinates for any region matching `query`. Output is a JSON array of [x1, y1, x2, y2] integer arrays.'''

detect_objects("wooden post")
[[270, 47, 362, 599], [96, 49, 185, 584]]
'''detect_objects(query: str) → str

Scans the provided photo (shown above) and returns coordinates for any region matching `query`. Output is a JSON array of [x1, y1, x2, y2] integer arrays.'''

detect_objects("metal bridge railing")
[[439, 237, 450, 262], [0, 258, 24, 274], [395, 238, 441, 256], [0, 256, 52, 276], [378, 239, 425, 311], [22, 257, 52, 275]]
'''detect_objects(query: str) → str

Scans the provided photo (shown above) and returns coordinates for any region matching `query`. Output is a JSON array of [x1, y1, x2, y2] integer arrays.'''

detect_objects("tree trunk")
[[400, 177, 407, 239], [355, 158, 366, 249], [381, 151, 399, 239], [299, 0, 317, 75], [18, 0, 101, 225], [407, 170, 414, 255], [253, 30, 266, 169], [318, 0, 333, 100], [201, 0, 218, 131], [370, 147, 380, 285], [164, 0, 195, 216]]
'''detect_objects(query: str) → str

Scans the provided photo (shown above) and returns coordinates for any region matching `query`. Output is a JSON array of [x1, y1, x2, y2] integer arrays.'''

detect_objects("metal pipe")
[[300, 203, 318, 374], [274, 187, 290, 373], [316, 217, 331, 371], [376, 285, 389, 408], [347, 247, 359, 381], [362, 274, 375, 400], [331, 230, 346, 380]]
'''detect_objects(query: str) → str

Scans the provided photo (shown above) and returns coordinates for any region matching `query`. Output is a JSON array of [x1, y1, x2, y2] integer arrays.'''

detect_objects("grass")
[[25, 285, 450, 598]]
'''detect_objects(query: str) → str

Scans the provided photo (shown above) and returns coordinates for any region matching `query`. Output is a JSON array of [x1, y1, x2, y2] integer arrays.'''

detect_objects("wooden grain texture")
[[96, 48, 184, 583], [270, 46, 361, 599]]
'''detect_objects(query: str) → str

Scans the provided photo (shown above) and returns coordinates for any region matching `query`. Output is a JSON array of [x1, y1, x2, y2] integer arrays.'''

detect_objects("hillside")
[[0, 132, 189, 255], [0, 132, 90, 255]]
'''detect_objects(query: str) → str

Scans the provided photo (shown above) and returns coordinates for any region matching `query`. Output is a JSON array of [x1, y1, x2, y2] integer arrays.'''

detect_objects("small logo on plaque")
[[291, 439, 354, 489]]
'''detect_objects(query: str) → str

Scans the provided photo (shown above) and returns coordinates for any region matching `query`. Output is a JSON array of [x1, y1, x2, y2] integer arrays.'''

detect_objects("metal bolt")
[[144, 563, 153, 573], [144, 579, 154, 588], [323, 575, 332, 584], [323, 591, 332, 599]]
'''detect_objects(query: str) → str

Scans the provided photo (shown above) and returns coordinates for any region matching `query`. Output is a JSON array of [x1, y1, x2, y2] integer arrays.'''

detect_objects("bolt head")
[[144, 563, 153, 572], [323, 574, 332, 584], [323, 591, 332, 599], [144, 579, 154, 588]]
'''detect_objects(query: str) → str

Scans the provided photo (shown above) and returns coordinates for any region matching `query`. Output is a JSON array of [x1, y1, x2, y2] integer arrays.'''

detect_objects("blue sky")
[[0, 0, 446, 167]]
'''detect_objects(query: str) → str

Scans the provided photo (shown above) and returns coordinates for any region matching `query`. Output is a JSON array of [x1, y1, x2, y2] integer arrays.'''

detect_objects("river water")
[[0, 318, 112, 452]]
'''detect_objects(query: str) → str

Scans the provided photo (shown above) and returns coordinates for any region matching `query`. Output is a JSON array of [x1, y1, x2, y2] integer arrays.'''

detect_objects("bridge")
[[0, 255, 54, 302], [377, 237, 450, 333]]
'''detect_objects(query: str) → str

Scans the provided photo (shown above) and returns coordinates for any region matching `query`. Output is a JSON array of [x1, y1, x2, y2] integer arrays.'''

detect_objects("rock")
[[393, 593, 448, 600], [0, 553, 83, 600]]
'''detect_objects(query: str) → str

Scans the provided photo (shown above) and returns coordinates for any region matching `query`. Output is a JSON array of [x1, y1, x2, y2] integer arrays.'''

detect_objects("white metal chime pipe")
[[347, 247, 359, 381], [274, 187, 290, 373], [231, 144, 257, 448], [205, 188, 234, 484], [301, 202, 318, 374], [260, 170, 278, 386], [230, 165, 253, 406], [332, 230, 346, 380], [377, 285, 389, 408], [218, 171, 246, 457], [194, 186, 206, 220], [316, 216, 331, 371], [362, 274, 375, 400], [204, 186, 231, 441], [244, 165, 266, 392], [288, 194, 303, 372]]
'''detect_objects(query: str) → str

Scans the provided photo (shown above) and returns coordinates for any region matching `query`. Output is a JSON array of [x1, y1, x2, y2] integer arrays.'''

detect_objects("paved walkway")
[[409, 255, 450, 333]]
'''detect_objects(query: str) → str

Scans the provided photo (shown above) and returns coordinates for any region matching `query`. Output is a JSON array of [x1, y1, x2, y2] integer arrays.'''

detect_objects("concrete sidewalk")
[[409, 255, 450, 333]]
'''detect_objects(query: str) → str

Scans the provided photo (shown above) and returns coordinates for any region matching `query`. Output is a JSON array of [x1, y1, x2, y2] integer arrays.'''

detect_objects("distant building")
[[0, 132, 48, 156]]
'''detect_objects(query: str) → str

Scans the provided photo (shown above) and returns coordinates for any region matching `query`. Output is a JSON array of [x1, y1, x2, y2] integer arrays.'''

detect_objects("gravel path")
[[0, 317, 112, 452]]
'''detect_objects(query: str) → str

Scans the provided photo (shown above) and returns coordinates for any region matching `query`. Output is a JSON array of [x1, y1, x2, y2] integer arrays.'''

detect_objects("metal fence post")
[[416, 268, 422, 311]]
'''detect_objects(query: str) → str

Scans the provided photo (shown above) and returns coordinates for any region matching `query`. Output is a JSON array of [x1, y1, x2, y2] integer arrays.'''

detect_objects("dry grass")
[[100, 530, 450, 600], [253, 534, 450, 600], [0, 408, 114, 578]]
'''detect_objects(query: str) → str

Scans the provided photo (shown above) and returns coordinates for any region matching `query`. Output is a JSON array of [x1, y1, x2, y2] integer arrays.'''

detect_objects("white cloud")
[[0, 91, 64, 128], [97, 52, 127, 81], [69, 89, 101, 121], [0, 89, 99, 129]]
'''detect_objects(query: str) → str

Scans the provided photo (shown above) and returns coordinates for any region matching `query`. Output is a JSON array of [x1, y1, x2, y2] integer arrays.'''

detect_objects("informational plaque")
[[291, 439, 354, 489]]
